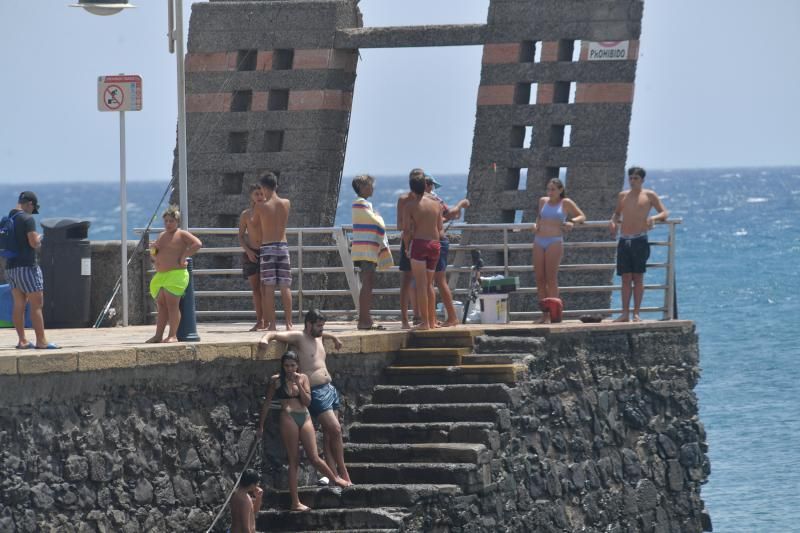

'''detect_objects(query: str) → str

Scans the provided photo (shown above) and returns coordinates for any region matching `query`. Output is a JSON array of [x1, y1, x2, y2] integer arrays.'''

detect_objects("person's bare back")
[[406, 194, 443, 241], [254, 195, 290, 244]]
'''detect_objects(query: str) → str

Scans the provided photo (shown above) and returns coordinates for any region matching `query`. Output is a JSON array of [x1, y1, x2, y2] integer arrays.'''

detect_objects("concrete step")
[[359, 403, 510, 428], [347, 462, 490, 492], [344, 443, 490, 465], [384, 364, 522, 385], [460, 353, 516, 365], [263, 483, 461, 510], [409, 329, 479, 348], [474, 333, 547, 354], [393, 347, 471, 366], [371, 384, 520, 406], [348, 421, 500, 450], [256, 507, 408, 532]]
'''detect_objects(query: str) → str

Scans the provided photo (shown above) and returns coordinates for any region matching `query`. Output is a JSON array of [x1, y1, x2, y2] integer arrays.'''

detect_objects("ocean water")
[[4, 167, 799, 531]]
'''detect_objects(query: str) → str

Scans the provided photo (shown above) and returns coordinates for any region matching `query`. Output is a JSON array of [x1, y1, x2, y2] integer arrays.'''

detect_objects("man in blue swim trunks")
[[257, 309, 351, 484]]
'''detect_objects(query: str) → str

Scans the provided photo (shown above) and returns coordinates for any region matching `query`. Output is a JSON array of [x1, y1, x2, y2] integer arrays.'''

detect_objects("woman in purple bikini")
[[532, 178, 586, 323]]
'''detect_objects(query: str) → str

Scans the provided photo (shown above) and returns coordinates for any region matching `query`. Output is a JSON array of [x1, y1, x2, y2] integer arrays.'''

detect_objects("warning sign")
[[98, 75, 142, 112], [587, 41, 629, 61]]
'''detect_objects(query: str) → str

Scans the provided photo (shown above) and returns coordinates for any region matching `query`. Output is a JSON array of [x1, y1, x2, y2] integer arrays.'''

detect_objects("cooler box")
[[479, 293, 509, 324], [480, 276, 520, 294], [0, 284, 32, 328]]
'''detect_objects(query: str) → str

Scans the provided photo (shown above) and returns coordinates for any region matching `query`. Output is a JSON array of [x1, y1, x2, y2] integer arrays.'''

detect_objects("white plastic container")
[[478, 293, 509, 324]]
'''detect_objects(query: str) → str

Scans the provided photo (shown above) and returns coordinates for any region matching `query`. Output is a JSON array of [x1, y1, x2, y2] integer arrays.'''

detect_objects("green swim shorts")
[[149, 268, 190, 300]]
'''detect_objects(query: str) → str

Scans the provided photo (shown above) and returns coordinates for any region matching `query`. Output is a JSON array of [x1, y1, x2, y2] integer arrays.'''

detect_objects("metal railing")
[[137, 219, 681, 321]]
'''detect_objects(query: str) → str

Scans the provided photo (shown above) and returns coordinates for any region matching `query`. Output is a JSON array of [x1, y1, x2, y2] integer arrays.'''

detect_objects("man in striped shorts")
[[5, 191, 59, 349]]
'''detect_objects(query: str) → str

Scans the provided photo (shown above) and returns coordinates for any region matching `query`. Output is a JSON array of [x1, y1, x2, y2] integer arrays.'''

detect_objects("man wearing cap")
[[6, 192, 59, 349], [425, 175, 470, 326]]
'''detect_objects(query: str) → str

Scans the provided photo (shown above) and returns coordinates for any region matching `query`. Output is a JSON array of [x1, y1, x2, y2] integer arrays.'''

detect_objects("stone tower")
[[181, 0, 361, 230]]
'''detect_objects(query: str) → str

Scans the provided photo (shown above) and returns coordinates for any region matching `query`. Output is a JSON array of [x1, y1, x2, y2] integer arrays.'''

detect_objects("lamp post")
[[71, 0, 189, 230]]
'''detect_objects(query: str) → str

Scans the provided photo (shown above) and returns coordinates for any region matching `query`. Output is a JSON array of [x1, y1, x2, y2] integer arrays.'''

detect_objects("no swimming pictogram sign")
[[98, 75, 142, 112]]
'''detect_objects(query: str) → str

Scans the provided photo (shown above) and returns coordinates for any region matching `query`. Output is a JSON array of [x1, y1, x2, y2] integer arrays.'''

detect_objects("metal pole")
[[664, 221, 677, 320], [119, 110, 129, 326], [174, 0, 189, 229]]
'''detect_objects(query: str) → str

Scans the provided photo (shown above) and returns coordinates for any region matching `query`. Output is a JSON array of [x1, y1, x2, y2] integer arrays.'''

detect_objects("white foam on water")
[[745, 197, 768, 203], [734, 229, 748, 236]]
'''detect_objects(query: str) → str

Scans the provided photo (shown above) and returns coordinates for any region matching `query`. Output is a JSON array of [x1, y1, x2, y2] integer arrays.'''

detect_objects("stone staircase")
[[256, 329, 525, 532]]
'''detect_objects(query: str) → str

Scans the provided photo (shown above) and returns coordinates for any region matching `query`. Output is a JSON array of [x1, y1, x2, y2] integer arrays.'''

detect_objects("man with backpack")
[[1, 191, 59, 349]]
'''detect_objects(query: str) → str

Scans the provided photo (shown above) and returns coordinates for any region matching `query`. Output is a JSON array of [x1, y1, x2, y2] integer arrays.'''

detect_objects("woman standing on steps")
[[257, 351, 350, 511], [532, 178, 586, 323]]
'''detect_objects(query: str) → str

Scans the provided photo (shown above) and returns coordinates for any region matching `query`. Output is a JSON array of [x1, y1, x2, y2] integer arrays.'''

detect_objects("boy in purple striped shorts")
[[5, 191, 59, 349], [251, 172, 293, 330]]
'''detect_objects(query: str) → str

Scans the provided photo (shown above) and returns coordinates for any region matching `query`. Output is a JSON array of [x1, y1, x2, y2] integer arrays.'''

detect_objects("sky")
[[0, 0, 798, 185]]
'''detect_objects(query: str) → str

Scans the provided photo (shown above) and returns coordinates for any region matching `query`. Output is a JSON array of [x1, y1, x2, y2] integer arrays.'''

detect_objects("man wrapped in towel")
[[351, 174, 393, 329]]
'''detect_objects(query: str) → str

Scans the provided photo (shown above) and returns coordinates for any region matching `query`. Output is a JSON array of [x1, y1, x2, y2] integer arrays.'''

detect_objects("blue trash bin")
[[0, 284, 32, 328]]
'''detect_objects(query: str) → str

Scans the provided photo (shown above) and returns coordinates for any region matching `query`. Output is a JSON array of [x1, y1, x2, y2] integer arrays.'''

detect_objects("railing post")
[[333, 227, 360, 311], [297, 230, 303, 320], [503, 228, 509, 277], [663, 222, 677, 320]]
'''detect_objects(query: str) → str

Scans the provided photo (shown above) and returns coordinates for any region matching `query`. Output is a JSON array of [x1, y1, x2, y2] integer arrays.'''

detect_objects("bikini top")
[[273, 378, 301, 400], [540, 200, 566, 223]]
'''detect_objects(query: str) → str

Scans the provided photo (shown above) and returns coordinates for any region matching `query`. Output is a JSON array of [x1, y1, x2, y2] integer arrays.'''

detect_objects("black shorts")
[[435, 239, 449, 273], [399, 245, 411, 272], [616, 235, 650, 275], [355, 260, 376, 273], [242, 252, 260, 279]]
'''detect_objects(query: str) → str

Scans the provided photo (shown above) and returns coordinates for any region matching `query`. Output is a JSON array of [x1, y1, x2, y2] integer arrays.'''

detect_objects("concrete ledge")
[[0, 356, 17, 375], [78, 348, 138, 372], [17, 352, 78, 374], [195, 343, 252, 362], [136, 345, 196, 367], [0, 320, 694, 376]]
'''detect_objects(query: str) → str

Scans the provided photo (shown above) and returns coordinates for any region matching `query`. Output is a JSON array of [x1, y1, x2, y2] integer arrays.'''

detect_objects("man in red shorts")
[[403, 172, 443, 330]]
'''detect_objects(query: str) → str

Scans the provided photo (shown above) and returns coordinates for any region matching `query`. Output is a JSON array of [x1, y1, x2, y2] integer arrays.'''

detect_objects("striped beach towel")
[[351, 197, 393, 270]]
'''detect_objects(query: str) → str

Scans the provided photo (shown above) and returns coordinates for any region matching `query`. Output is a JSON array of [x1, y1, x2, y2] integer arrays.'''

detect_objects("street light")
[[68, 1, 135, 16], [72, 0, 192, 328]]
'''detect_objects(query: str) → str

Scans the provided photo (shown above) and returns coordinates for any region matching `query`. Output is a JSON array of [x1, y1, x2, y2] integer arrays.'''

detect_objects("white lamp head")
[[69, 0, 136, 16]]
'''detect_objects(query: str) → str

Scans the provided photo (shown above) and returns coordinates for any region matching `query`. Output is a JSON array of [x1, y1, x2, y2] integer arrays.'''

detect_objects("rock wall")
[[0, 324, 709, 532], [0, 348, 393, 532], [411, 325, 711, 532]]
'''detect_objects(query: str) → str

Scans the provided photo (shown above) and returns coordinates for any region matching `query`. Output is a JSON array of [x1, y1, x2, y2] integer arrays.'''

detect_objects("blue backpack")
[[0, 212, 22, 259]]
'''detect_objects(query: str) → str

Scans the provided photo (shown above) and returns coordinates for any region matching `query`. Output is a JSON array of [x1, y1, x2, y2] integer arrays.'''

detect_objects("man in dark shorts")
[[424, 174, 469, 327], [396, 170, 423, 329], [5, 191, 59, 349], [609, 167, 669, 322]]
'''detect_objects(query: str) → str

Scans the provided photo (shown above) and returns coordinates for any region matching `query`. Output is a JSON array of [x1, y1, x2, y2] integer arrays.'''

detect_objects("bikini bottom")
[[286, 409, 309, 428]]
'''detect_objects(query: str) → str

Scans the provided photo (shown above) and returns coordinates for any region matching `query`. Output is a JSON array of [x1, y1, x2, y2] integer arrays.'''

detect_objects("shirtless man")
[[258, 309, 351, 484], [239, 183, 266, 331], [608, 166, 669, 322], [425, 174, 470, 327], [396, 170, 422, 329], [229, 469, 263, 533], [147, 205, 202, 343], [252, 172, 292, 330], [404, 172, 443, 330]]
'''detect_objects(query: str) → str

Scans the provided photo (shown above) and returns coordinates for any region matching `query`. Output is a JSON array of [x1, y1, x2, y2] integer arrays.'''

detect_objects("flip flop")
[[34, 343, 61, 350], [15, 342, 34, 349]]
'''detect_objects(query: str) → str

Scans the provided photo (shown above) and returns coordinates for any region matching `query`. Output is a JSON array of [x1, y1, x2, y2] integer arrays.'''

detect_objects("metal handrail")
[[136, 219, 681, 321]]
